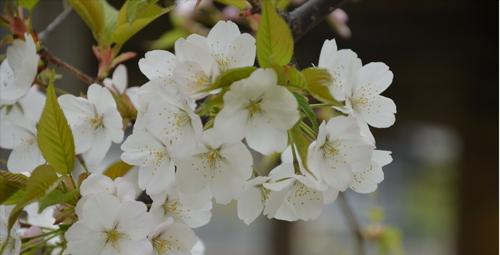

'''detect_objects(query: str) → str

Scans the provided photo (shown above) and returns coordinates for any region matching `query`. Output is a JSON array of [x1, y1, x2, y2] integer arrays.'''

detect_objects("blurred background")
[[4, 0, 498, 254]]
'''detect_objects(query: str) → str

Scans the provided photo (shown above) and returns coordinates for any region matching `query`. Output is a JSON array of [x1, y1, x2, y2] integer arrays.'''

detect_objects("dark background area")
[[8, 0, 498, 254]]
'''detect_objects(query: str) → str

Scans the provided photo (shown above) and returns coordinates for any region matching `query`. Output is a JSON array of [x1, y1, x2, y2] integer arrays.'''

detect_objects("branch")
[[38, 7, 72, 40], [286, 0, 347, 40], [40, 48, 95, 85], [338, 193, 365, 255]]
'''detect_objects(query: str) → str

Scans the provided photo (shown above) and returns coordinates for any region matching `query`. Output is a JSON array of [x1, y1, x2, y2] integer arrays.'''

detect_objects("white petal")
[[354, 62, 393, 95], [175, 38, 215, 75], [237, 187, 264, 224], [139, 50, 176, 81], [118, 239, 152, 255], [87, 84, 117, 116], [81, 194, 121, 230], [121, 130, 168, 167], [81, 128, 112, 167], [288, 177, 323, 220], [7, 135, 45, 173], [138, 161, 176, 196], [211, 164, 245, 204], [354, 95, 396, 128], [80, 174, 114, 197], [117, 200, 154, 239], [318, 39, 338, 68], [102, 108, 124, 143], [112, 64, 128, 93], [245, 120, 288, 155], [213, 107, 248, 143], [220, 141, 253, 180], [176, 157, 210, 195], [207, 20, 242, 51], [224, 33, 256, 69], [65, 222, 105, 255], [58, 95, 94, 127]]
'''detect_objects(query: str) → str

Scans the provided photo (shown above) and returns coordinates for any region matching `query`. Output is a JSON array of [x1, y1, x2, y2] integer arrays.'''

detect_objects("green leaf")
[[150, 28, 189, 49], [38, 189, 79, 213], [0, 171, 28, 204], [256, 0, 294, 67], [2, 190, 26, 205], [67, 0, 106, 44], [302, 67, 342, 106], [8, 165, 60, 230], [18, 0, 39, 10], [293, 93, 318, 131], [37, 83, 75, 174], [103, 160, 133, 180], [112, 0, 171, 49], [378, 227, 403, 255], [214, 0, 250, 9], [205, 66, 256, 92], [273, 65, 306, 88], [0, 171, 28, 188]]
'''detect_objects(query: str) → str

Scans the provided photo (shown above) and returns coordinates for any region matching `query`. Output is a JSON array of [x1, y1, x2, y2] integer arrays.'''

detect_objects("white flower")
[[80, 173, 136, 201], [24, 203, 56, 229], [318, 38, 361, 102], [307, 116, 374, 191], [214, 68, 300, 154], [0, 206, 21, 255], [148, 221, 199, 255], [1, 88, 46, 173], [236, 176, 269, 224], [66, 194, 154, 255], [59, 84, 124, 167], [0, 33, 39, 105], [138, 84, 202, 157], [174, 20, 255, 98], [104, 64, 128, 94], [350, 150, 392, 193], [121, 130, 176, 196], [262, 161, 326, 221], [149, 187, 212, 228], [177, 20, 255, 73], [318, 38, 396, 128], [347, 62, 396, 128], [138, 50, 177, 83], [176, 129, 253, 204], [75, 173, 137, 217]]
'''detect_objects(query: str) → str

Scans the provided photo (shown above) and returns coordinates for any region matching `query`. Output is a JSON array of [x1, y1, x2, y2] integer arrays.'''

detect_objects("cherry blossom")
[[66, 194, 154, 255], [148, 221, 199, 255], [307, 116, 374, 191], [59, 84, 124, 167], [0, 34, 39, 105], [121, 129, 176, 196], [149, 187, 212, 228], [214, 68, 300, 154], [350, 150, 392, 193], [176, 129, 253, 204]]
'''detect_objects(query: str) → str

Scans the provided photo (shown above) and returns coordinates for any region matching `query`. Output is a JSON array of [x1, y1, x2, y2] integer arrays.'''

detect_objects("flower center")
[[175, 111, 191, 128], [104, 227, 125, 249], [259, 185, 271, 202], [89, 115, 104, 129], [162, 198, 180, 216], [152, 236, 169, 254], [205, 148, 222, 169], [246, 98, 263, 118], [321, 141, 338, 157]]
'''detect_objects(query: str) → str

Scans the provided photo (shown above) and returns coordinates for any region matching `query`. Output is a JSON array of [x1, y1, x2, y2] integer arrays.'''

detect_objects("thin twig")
[[338, 193, 365, 255], [39, 7, 72, 40], [286, 0, 348, 41], [40, 48, 95, 85]]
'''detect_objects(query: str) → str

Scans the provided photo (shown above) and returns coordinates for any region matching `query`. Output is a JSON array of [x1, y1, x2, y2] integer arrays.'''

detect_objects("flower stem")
[[39, 48, 95, 85]]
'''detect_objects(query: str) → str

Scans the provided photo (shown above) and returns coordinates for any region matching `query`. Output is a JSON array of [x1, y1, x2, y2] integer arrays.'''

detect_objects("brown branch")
[[40, 48, 95, 85], [338, 193, 366, 255], [286, 0, 347, 41], [38, 7, 72, 40]]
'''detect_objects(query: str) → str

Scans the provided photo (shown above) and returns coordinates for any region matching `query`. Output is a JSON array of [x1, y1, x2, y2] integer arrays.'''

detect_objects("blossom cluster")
[[0, 19, 395, 255]]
